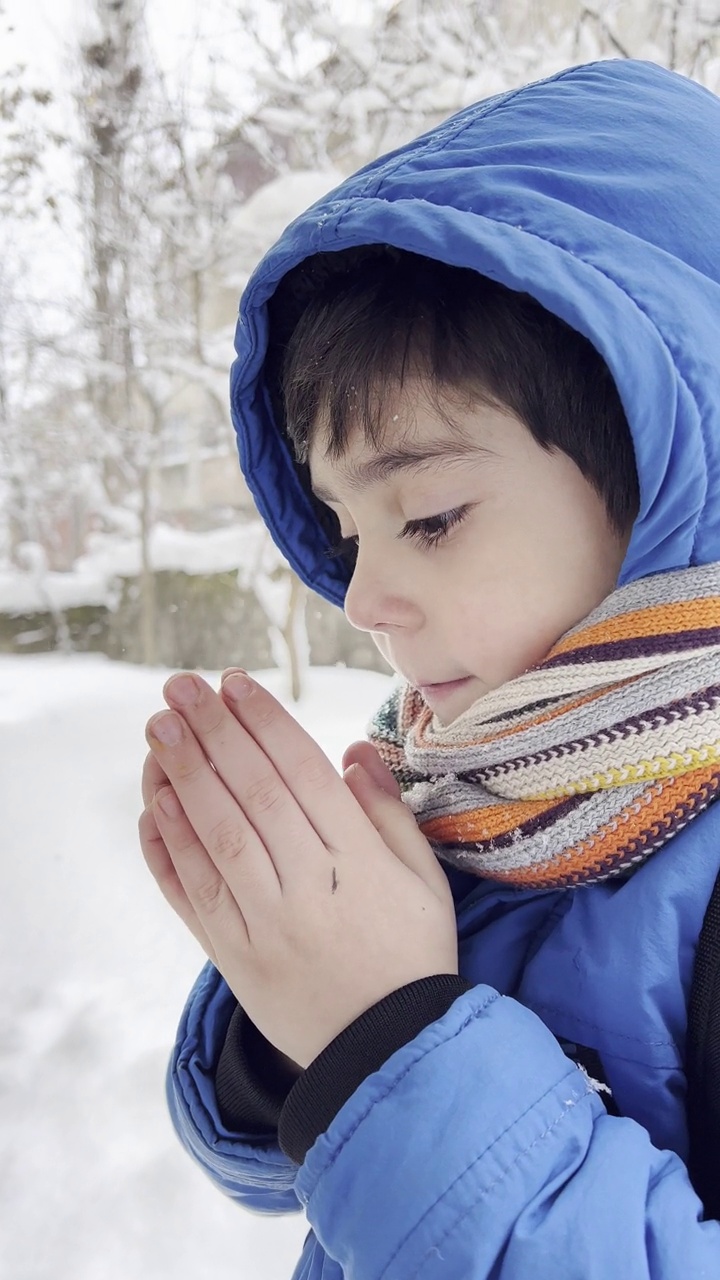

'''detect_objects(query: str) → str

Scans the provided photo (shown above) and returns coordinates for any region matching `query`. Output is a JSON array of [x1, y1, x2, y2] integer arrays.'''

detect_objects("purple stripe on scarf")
[[534, 771, 720, 889], [459, 793, 589, 851], [604, 685, 720, 739], [595, 769, 720, 873], [474, 685, 720, 778], [543, 627, 720, 669]]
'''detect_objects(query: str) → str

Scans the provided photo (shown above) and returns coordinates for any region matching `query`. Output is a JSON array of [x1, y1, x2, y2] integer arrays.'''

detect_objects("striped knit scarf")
[[368, 565, 720, 889]]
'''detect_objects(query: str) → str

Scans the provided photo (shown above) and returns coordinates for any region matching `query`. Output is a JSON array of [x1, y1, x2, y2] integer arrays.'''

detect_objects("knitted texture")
[[368, 565, 720, 889]]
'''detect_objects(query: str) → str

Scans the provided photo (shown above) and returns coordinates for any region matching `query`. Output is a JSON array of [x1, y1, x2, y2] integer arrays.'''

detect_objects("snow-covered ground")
[[0, 653, 393, 1280]]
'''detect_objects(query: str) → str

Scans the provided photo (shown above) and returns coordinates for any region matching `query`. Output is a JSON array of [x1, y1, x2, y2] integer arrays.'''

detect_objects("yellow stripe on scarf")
[[534, 742, 720, 798]]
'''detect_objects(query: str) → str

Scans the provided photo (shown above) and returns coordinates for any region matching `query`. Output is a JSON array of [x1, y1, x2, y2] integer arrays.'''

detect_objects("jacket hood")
[[230, 59, 720, 608]]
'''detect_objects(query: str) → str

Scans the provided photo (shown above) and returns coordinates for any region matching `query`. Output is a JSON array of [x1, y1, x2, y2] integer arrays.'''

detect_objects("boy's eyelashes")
[[324, 504, 472, 559], [403, 504, 472, 548]]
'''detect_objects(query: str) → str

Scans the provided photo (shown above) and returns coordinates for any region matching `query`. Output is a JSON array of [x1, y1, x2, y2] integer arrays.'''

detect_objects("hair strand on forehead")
[[275, 246, 639, 537]]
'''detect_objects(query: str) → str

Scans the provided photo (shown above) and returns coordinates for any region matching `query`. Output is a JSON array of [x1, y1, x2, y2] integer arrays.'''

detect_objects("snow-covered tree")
[[75, 0, 238, 662], [0, 5, 56, 219], [0, 3, 78, 573], [225, 0, 719, 175], [238, 530, 310, 702]]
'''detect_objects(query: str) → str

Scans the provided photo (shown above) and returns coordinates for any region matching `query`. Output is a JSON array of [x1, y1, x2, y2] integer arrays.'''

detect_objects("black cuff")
[[278, 974, 472, 1165], [215, 1005, 300, 1136]]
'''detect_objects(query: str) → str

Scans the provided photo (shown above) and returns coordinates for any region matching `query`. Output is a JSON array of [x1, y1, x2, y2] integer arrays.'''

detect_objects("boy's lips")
[[413, 676, 473, 704]]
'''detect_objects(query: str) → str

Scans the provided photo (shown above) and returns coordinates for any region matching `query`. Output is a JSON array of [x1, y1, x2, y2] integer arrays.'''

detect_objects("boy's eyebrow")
[[310, 438, 495, 503]]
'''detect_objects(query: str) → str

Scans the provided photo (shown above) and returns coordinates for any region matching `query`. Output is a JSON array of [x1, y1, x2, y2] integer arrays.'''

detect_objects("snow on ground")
[[0, 653, 393, 1280]]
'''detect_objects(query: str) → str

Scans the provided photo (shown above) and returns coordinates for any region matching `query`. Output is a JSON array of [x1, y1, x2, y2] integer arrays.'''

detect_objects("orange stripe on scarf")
[[420, 795, 554, 843], [549, 598, 720, 659], [481, 768, 717, 888]]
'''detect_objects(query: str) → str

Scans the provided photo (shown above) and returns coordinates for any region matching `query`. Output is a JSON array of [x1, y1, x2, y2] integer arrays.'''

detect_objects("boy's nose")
[[343, 550, 422, 634]]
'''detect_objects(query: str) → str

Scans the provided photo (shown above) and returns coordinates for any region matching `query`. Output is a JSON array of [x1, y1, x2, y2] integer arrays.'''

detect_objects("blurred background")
[[0, 1, 718, 1276]]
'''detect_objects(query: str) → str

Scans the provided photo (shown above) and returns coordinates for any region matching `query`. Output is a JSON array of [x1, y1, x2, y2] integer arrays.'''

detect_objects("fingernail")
[[150, 713, 183, 745], [222, 672, 253, 700], [157, 787, 182, 818], [166, 674, 200, 706], [346, 762, 371, 786]]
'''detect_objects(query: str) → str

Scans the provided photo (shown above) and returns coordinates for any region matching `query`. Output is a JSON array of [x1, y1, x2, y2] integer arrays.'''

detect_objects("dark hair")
[[273, 246, 639, 553]]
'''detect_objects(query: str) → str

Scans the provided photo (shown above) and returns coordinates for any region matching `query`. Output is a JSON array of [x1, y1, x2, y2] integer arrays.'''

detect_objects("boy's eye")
[[323, 505, 471, 559], [401, 505, 471, 548]]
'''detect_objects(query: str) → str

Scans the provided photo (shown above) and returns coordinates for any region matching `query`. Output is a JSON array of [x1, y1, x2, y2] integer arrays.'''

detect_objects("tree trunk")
[[138, 460, 157, 666], [280, 572, 308, 702]]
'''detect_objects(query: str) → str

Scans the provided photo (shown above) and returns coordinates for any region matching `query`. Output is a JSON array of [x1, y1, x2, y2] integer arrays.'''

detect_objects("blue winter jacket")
[[168, 60, 720, 1276]]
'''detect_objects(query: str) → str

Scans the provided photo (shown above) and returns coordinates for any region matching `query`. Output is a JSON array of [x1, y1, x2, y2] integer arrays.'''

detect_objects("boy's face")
[[309, 382, 632, 726]]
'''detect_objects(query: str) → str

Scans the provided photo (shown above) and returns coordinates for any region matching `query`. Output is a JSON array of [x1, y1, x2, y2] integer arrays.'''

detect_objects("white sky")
[[0, 0, 379, 95], [2, 0, 237, 79]]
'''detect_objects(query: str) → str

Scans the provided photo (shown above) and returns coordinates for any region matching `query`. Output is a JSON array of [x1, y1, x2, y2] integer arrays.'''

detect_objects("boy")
[[139, 59, 720, 1276]]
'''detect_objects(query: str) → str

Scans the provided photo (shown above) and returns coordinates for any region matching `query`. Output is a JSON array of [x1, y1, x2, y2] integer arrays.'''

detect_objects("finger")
[[149, 785, 250, 950], [142, 748, 169, 808], [219, 672, 384, 854], [146, 706, 285, 902], [160, 674, 332, 883], [342, 740, 401, 798], [138, 803, 216, 958], [342, 763, 449, 897]]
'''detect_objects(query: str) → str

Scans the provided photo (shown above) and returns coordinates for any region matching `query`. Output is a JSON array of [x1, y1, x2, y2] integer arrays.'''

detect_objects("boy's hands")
[[139, 671, 457, 1070]]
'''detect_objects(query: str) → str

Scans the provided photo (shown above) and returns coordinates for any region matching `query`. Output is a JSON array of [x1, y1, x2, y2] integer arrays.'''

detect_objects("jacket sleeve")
[[166, 961, 302, 1215], [291, 984, 720, 1278], [168, 965, 720, 1276]]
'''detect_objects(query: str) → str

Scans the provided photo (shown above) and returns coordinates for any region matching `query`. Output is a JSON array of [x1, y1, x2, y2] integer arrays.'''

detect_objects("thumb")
[[342, 739, 401, 798], [344, 761, 449, 896]]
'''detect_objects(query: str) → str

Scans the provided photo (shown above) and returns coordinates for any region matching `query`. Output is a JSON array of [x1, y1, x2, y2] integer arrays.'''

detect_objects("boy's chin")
[[434, 702, 475, 727], [426, 678, 485, 725]]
